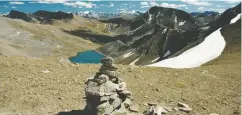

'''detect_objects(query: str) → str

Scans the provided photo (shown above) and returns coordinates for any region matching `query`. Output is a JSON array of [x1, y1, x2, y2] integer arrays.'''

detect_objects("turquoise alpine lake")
[[69, 50, 105, 64]]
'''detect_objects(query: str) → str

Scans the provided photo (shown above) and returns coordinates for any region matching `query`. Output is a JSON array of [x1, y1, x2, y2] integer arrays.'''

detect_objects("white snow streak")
[[178, 21, 186, 26], [123, 52, 134, 58], [200, 26, 210, 30], [230, 14, 241, 24], [147, 28, 226, 68], [130, 58, 140, 66], [148, 14, 152, 22], [163, 50, 171, 57], [162, 28, 167, 34], [174, 16, 177, 23], [151, 57, 160, 62]]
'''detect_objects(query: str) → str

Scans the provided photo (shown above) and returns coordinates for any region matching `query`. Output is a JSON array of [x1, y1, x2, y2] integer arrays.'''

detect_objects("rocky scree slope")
[[97, 4, 241, 66]]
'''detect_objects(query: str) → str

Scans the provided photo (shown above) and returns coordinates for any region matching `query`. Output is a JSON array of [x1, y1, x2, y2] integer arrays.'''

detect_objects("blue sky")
[[0, 0, 240, 14]]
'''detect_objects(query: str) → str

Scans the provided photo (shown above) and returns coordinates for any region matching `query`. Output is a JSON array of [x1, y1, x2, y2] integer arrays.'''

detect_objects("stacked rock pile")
[[83, 57, 138, 115]]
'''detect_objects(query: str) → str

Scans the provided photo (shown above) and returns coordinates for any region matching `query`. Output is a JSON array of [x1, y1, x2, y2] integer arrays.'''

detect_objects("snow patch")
[[147, 28, 226, 68], [230, 14, 241, 24], [130, 58, 140, 66], [174, 16, 177, 23], [163, 50, 171, 57], [162, 28, 167, 34], [148, 14, 152, 22], [151, 57, 160, 62], [156, 12, 161, 18], [123, 51, 134, 58], [132, 25, 143, 32], [178, 21, 186, 26], [200, 26, 210, 30]]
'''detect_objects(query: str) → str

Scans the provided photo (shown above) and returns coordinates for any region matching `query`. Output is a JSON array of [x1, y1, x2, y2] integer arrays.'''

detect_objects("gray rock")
[[147, 102, 158, 106], [129, 104, 139, 113], [177, 102, 192, 113], [178, 107, 192, 113], [177, 102, 190, 108], [153, 106, 167, 115], [123, 98, 132, 108], [164, 107, 172, 112]]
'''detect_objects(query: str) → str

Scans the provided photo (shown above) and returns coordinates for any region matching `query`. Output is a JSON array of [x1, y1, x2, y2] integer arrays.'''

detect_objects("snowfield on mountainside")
[[147, 14, 241, 68]]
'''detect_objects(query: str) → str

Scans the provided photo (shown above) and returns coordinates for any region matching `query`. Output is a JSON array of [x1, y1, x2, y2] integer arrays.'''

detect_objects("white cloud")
[[108, 3, 114, 7], [9, 1, 25, 5], [29, 0, 66, 4], [198, 6, 205, 11], [64, 1, 96, 8], [140, 1, 150, 8], [141, 5, 150, 8], [181, 0, 212, 6], [150, 2, 159, 6], [140, 2, 149, 6], [140, 1, 187, 9], [216, 5, 226, 8], [223, 0, 240, 3], [210, 8, 226, 13], [160, 3, 187, 8]]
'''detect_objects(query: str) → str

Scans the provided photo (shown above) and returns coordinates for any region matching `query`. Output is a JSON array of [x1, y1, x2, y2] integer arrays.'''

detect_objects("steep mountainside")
[[192, 11, 220, 26], [97, 4, 241, 66]]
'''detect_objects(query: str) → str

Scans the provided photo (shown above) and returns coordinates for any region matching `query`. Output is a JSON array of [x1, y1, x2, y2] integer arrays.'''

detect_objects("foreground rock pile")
[[84, 57, 138, 115]]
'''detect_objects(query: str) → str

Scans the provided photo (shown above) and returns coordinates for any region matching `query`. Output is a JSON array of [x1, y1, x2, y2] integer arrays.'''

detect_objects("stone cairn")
[[83, 57, 196, 115], [83, 57, 136, 115]]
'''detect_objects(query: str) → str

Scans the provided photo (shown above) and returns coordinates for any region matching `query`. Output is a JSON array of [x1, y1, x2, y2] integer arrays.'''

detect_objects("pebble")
[[42, 69, 50, 73], [178, 102, 190, 108], [178, 107, 192, 113]]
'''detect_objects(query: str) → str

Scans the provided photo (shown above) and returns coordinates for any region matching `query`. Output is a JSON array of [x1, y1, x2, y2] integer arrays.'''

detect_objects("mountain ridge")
[[97, 3, 241, 67]]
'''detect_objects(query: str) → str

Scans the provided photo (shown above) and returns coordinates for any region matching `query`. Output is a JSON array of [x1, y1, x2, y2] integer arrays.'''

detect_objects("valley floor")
[[0, 55, 240, 115]]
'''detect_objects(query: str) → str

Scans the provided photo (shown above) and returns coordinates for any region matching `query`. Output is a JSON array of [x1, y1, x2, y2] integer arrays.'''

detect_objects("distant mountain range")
[[1, 4, 241, 68], [5, 10, 74, 24]]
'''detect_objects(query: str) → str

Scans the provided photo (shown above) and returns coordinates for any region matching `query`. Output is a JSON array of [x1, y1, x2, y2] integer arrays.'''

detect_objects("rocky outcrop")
[[33, 10, 73, 21], [7, 10, 32, 22], [83, 57, 138, 115]]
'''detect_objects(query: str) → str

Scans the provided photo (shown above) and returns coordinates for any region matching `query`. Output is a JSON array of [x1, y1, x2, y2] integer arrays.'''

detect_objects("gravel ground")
[[0, 55, 240, 115]]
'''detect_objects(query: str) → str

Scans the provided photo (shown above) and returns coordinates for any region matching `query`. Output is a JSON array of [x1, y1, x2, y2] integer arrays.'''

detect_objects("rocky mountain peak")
[[33, 10, 74, 20], [6, 10, 74, 24], [7, 10, 32, 22]]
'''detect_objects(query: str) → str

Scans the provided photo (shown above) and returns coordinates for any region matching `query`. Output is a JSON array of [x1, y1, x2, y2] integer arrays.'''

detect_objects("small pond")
[[69, 50, 105, 64]]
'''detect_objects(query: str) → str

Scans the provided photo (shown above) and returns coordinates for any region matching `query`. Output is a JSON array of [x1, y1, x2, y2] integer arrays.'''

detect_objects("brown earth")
[[0, 15, 115, 58], [0, 50, 240, 115]]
